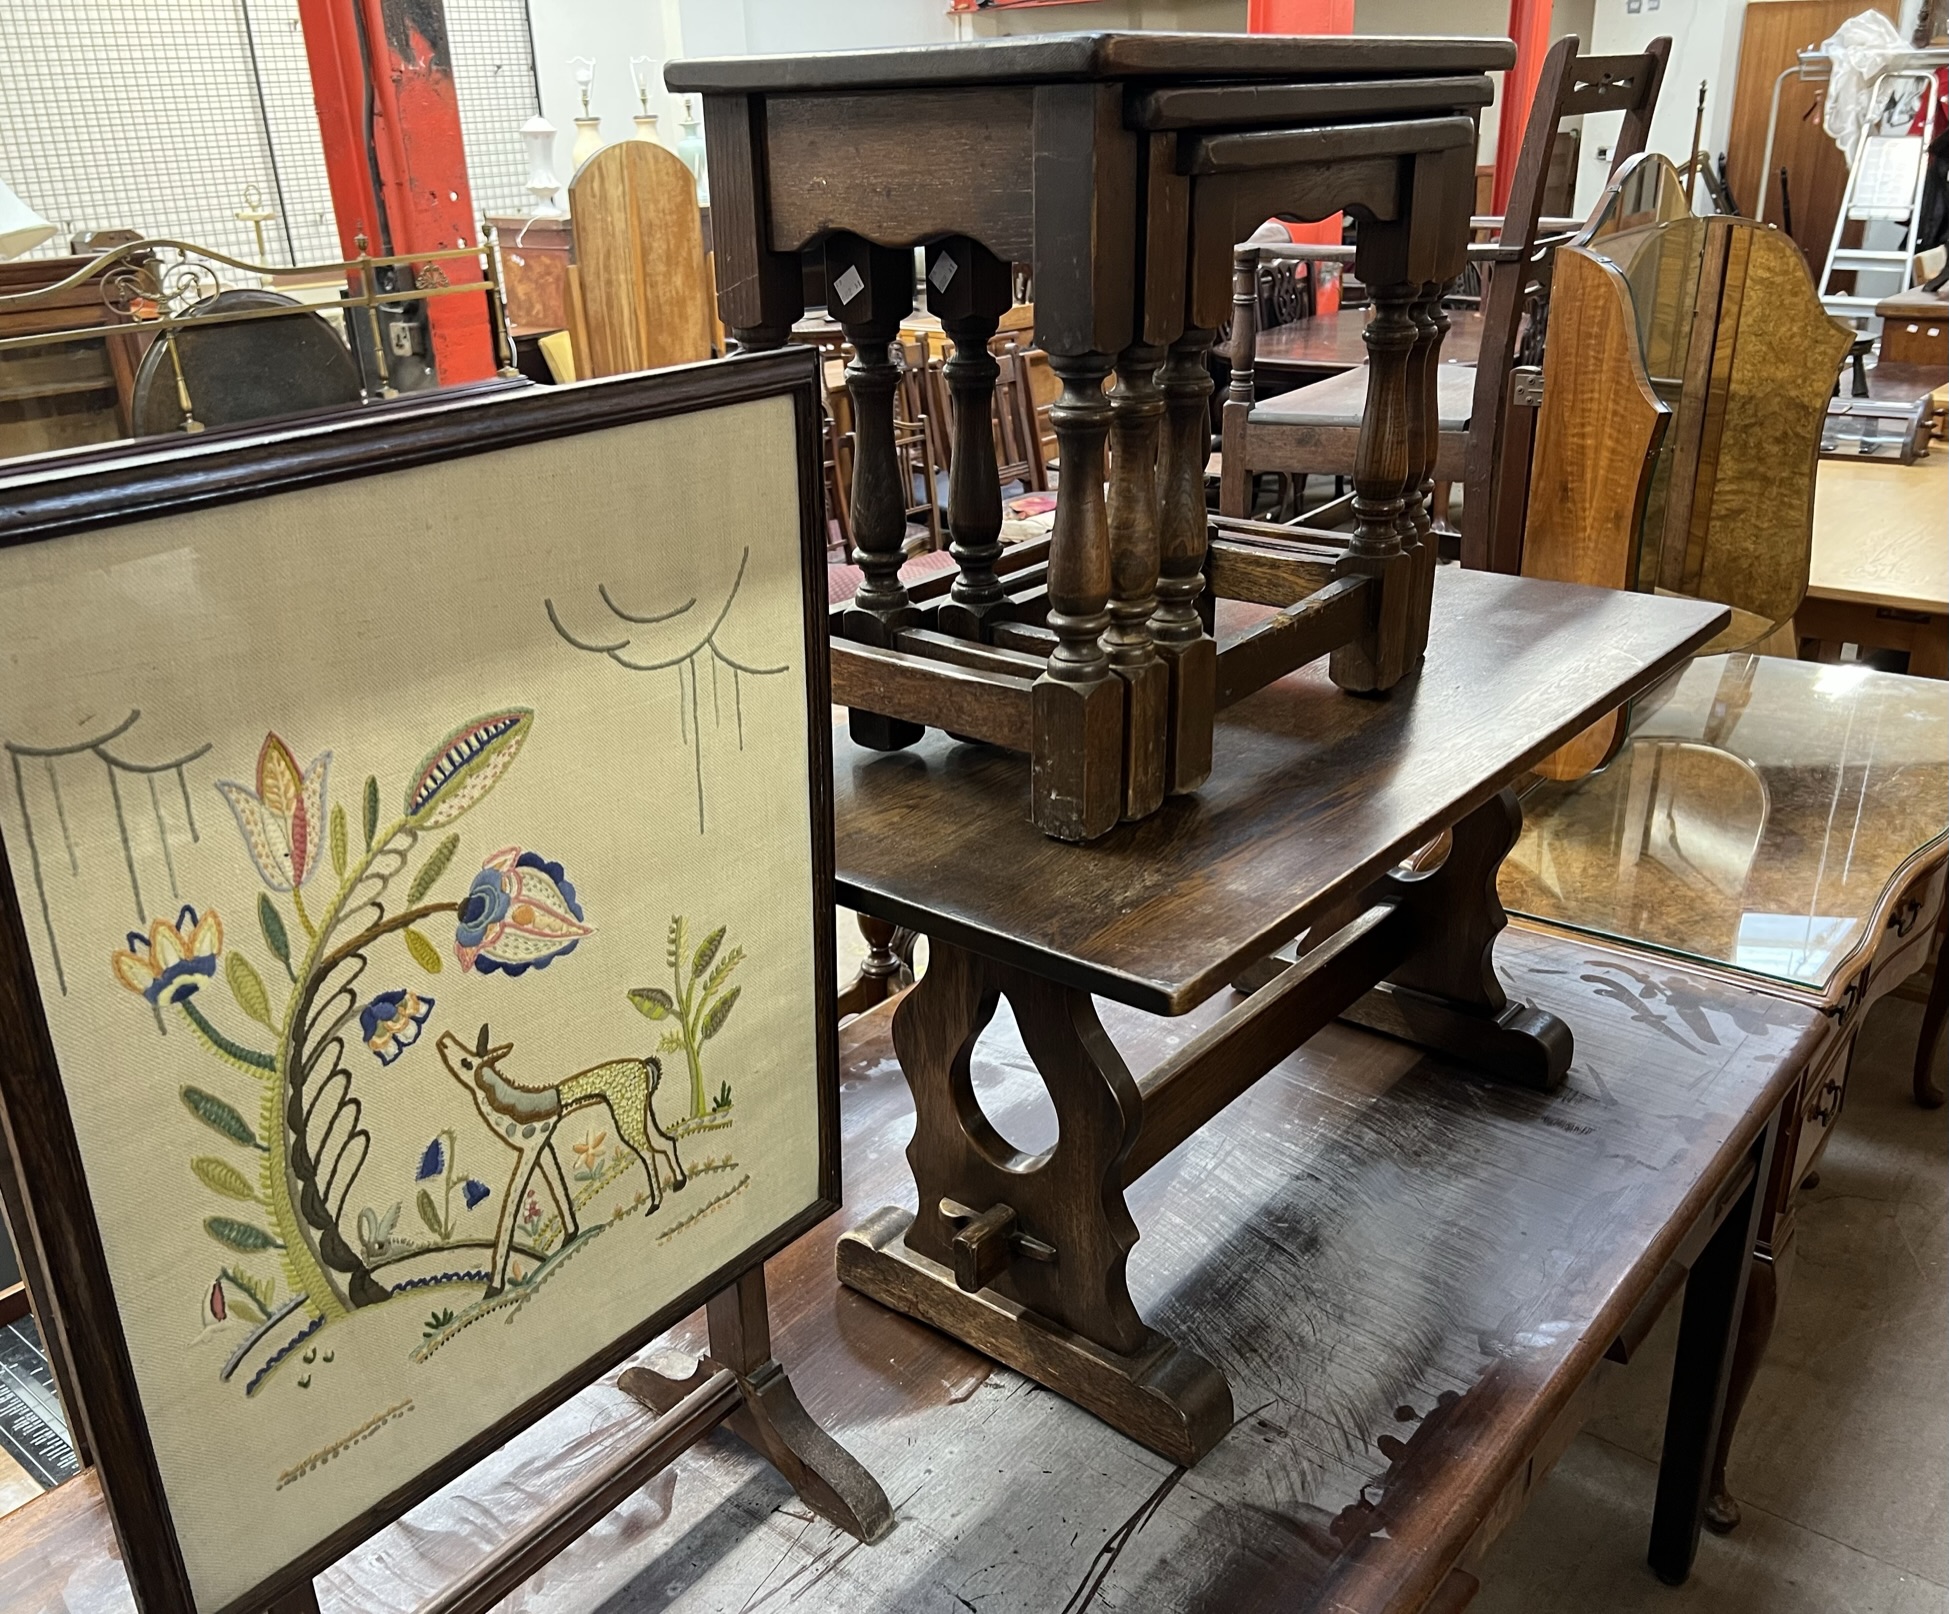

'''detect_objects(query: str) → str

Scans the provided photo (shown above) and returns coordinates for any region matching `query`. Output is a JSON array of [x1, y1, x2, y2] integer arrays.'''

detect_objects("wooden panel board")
[[1810, 454, 1949, 615], [568, 142, 713, 378], [1685, 225, 1855, 630], [764, 89, 1036, 260], [1523, 248, 1671, 782]]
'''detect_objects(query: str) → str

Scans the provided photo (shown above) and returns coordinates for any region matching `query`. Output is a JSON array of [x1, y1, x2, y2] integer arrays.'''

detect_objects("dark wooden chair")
[[1219, 36, 1671, 552], [1463, 35, 1669, 571], [920, 335, 1048, 496], [893, 338, 946, 551]]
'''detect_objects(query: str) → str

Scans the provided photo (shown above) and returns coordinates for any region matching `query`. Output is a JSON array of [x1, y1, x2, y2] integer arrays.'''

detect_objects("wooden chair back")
[[1254, 253, 1314, 332], [917, 337, 1048, 497], [894, 339, 944, 550], [1463, 34, 1671, 572], [566, 141, 713, 378], [992, 340, 1049, 493]]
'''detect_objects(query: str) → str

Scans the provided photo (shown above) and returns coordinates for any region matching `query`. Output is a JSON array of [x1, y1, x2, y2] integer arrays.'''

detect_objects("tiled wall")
[[0, 0, 537, 272]]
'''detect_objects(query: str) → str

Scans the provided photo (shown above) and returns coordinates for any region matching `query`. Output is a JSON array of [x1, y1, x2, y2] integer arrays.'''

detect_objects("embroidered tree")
[[114, 709, 592, 1393]]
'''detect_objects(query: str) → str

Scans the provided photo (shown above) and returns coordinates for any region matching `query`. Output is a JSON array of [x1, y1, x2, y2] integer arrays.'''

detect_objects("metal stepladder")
[[1818, 57, 1946, 326]]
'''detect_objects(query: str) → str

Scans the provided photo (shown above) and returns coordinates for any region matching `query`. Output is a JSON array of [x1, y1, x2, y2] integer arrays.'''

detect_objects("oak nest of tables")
[[670, 32, 1511, 841]]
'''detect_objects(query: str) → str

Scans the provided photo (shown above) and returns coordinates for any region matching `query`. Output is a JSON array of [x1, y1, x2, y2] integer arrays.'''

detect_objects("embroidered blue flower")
[[416, 1138, 445, 1182], [452, 847, 591, 976], [461, 1178, 492, 1210], [358, 988, 434, 1066], [112, 905, 222, 1005]]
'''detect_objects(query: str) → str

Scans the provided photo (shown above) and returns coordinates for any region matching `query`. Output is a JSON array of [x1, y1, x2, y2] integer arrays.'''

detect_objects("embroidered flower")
[[416, 1138, 446, 1182], [208, 1277, 226, 1323], [452, 847, 591, 975], [461, 1178, 492, 1210], [112, 905, 222, 1005], [216, 734, 331, 892], [571, 1131, 606, 1170], [358, 988, 434, 1065]]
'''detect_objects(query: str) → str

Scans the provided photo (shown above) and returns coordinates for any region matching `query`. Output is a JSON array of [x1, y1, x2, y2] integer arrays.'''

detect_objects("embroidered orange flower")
[[217, 733, 331, 892], [572, 1131, 606, 1170], [112, 905, 223, 1005]]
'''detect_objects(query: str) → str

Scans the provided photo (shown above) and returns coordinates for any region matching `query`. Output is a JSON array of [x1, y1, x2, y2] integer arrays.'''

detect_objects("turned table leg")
[[1106, 341, 1170, 820], [1033, 350, 1126, 841], [929, 239, 1014, 643], [837, 937, 1233, 1463], [1154, 328, 1217, 795], [1331, 277, 1420, 694], [837, 913, 914, 1020], [1399, 282, 1444, 670], [829, 234, 924, 752]]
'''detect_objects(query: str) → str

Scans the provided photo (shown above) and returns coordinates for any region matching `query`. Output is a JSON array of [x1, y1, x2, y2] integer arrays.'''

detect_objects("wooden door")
[[1725, 0, 1898, 273]]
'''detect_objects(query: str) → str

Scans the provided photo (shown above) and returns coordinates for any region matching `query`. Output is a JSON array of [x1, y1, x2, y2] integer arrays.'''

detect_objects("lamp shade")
[[0, 179, 56, 259]]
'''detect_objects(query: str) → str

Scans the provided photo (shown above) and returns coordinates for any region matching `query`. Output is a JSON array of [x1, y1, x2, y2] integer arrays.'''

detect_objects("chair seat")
[[1248, 361, 1476, 431]]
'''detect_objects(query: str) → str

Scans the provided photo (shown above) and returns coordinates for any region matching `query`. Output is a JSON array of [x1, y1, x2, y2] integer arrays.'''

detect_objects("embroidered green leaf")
[[407, 833, 461, 906], [700, 985, 741, 1042], [181, 1087, 263, 1151], [226, 1264, 276, 1315], [657, 1030, 686, 1055], [703, 946, 745, 997], [691, 926, 726, 983], [329, 804, 348, 880], [403, 709, 533, 827], [404, 928, 443, 975], [192, 1156, 258, 1202], [416, 1188, 444, 1239], [205, 1216, 281, 1253], [628, 986, 676, 1020], [256, 893, 290, 972], [219, 1265, 271, 1323], [363, 774, 380, 848], [225, 952, 275, 1031], [665, 914, 684, 973]]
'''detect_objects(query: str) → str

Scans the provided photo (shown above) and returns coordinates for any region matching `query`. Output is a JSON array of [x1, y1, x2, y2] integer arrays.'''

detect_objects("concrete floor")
[[1474, 991, 1948, 1612]]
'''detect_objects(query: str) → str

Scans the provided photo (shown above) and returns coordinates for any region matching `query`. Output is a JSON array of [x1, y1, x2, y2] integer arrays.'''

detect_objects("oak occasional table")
[[1503, 651, 1949, 1529], [1251, 305, 1486, 384], [824, 568, 1722, 1468]]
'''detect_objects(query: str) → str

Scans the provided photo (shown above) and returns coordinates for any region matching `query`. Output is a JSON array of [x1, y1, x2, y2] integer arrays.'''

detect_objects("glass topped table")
[[1504, 653, 1949, 1000]]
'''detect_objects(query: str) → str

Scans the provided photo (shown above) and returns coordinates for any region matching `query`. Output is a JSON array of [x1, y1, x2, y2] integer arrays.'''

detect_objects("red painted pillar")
[[1492, 0, 1555, 213], [1248, 0, 1353, 311], [296, 0, 494, 384]]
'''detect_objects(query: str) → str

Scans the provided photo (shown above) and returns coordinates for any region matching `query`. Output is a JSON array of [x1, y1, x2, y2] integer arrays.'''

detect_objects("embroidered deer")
[[435, 1023, 686, 1297]]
